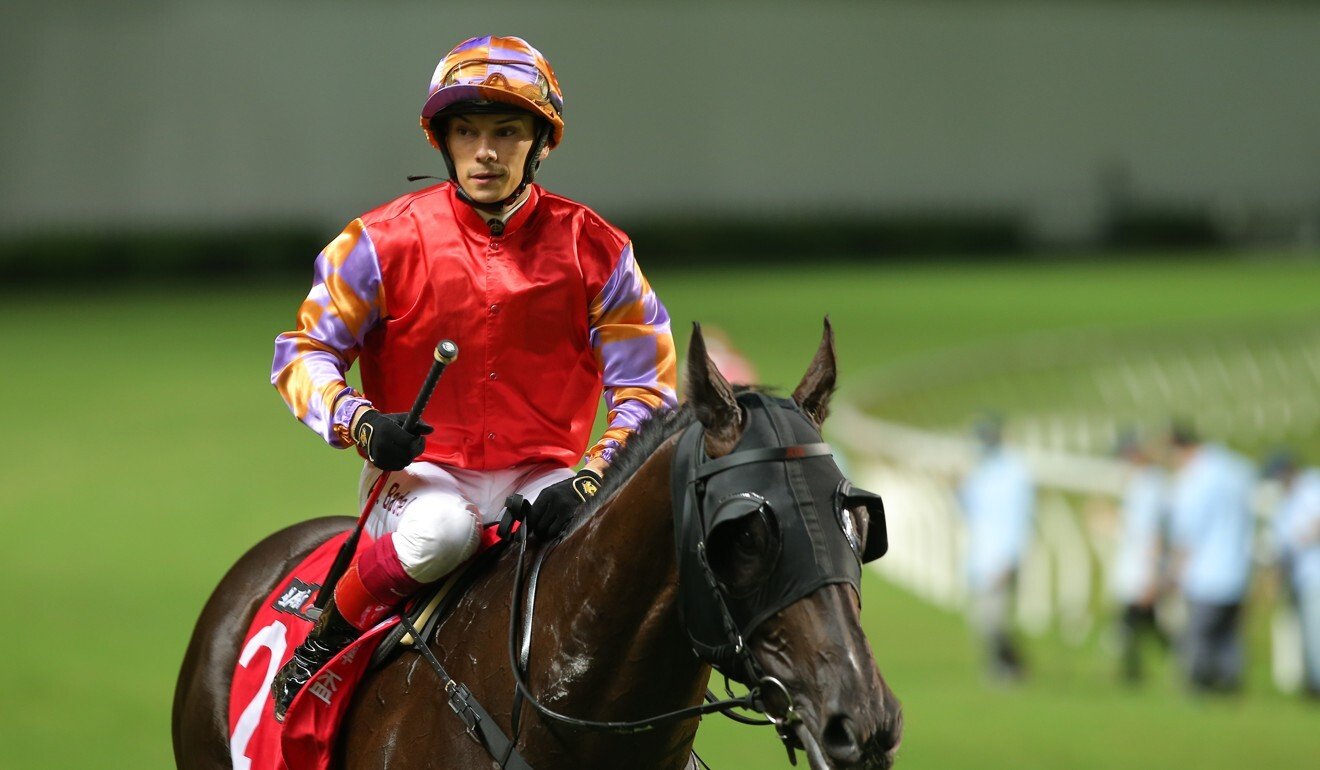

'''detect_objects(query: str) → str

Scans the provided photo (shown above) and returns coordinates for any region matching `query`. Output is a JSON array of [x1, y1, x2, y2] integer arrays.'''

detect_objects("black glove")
[[526, 468, 603, 541], [353, 410, 433, 471]]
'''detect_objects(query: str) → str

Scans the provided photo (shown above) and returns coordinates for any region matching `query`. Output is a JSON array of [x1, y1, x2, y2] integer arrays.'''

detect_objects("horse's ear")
[[792, 317, 837, 427], [686, 323, 741, 452]]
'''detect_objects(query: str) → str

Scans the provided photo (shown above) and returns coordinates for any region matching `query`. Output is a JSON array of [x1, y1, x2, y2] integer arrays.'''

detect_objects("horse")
[[174, 321, 903, 769]]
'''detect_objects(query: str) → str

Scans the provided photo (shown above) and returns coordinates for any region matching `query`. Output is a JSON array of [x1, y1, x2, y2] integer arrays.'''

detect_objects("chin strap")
[[402, 173, 518, 235]]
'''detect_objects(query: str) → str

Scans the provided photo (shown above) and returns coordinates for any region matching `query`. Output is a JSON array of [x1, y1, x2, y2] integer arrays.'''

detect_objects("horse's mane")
[[576, 403, 695, 523], [571, 385, 781, 527]]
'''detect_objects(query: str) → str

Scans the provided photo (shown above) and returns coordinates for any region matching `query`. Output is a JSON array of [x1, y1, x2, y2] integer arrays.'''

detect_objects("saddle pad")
[[227, 522, 516, 770], [226, 532, 400, 770]]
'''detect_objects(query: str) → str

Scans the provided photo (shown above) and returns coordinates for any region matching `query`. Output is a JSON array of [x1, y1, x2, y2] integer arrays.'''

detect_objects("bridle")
[[401, 395, 887, 769], [669, 392, 887, 761]]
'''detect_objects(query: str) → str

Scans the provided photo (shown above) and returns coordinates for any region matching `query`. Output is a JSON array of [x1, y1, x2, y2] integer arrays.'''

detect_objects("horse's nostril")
[[822, 714, 862, 762]]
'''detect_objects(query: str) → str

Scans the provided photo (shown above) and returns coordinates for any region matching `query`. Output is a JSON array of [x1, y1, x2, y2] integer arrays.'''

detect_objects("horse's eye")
[[706, 509, 780, 596]]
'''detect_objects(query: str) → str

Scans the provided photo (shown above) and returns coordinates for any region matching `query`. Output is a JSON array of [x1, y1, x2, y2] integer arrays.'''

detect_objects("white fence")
[[831, 322, 1320, 687]]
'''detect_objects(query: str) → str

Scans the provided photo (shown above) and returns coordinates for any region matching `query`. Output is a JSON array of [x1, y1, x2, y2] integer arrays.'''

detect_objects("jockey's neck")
[[470, 186, 532, 226]]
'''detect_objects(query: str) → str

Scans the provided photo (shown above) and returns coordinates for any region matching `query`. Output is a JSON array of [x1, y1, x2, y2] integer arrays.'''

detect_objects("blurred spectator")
[[1264, 450, 1320, 698], [1166, 422, 1255, 694], [1109, 431, 1171, 684], [960, 413, 1035, 682]]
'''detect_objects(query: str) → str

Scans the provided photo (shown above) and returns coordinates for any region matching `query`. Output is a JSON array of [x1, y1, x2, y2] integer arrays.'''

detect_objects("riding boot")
[[271, 598, 361, 722]]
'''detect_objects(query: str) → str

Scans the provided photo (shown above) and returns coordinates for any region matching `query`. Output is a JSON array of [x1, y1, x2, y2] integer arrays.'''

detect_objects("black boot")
[[271, 599, 361, 722]]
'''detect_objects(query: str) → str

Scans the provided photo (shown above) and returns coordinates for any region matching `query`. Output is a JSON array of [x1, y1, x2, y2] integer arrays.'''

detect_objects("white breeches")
[[360, 461, 573, 584]]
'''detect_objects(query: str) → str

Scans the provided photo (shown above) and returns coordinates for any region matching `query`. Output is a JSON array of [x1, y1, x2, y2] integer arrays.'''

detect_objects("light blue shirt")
[[1275, 469, 1320, 590], [1169, 444, 1255, 604], [1111, 466, 1169, 603], [960, 448, 1035, 590]]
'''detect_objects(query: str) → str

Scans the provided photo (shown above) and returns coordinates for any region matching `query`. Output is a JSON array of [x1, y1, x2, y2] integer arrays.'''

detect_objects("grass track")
[[2, 254, 1318, 768]]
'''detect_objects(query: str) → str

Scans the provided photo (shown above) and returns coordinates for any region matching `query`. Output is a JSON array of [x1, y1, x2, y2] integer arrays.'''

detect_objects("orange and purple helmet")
[[421, 36, 565, 151]]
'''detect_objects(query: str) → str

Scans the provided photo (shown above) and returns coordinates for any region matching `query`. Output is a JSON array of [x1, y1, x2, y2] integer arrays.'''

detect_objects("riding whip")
[[314, 339, 459, 611]]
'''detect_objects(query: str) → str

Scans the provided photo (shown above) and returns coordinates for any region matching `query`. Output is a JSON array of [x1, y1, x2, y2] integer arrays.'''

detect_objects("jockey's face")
[[444, 113, 547, 207]]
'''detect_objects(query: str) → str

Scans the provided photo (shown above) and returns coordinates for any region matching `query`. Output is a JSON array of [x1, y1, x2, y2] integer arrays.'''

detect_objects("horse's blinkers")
[[672, 392, 887, 681]]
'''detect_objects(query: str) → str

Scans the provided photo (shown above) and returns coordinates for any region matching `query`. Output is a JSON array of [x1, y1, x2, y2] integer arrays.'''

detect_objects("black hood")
[[671, 391, 886, 679]]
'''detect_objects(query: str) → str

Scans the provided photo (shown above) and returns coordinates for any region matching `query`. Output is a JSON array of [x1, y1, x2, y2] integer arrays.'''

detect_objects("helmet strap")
[[496, 119, 552, 207]]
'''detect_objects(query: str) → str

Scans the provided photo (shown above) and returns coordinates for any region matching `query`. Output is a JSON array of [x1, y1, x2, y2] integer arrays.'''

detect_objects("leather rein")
[[399, 411, 840, 769], [395, 516, 772, 770]]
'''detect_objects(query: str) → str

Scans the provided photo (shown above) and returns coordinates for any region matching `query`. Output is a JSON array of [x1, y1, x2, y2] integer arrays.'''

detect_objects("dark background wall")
[[4, 0, 1319, 274]]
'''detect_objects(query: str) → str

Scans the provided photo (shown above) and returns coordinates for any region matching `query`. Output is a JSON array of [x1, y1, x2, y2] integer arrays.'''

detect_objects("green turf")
[[2, 253, 1318, 768]]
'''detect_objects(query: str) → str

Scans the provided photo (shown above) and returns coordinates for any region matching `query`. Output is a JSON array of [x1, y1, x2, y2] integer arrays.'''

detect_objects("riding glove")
[[527, 468, 603, 540], [353, 409, 433, 471]]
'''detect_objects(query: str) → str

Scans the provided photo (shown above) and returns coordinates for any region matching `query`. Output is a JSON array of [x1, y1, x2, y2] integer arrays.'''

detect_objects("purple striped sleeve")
[[271, 219, 382, 447], [586, 244, 678, 465]]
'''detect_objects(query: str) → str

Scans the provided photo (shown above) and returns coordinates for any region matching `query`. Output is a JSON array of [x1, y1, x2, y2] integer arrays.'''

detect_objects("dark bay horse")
[[174, 321, 902, 769]]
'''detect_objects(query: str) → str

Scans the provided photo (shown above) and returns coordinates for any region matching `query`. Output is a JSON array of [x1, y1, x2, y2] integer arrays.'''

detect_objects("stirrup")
[[270, 603, 359, 722], [272, 638, 342, 722]]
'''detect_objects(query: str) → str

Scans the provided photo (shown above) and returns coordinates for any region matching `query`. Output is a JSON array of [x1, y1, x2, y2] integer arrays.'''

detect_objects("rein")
[[396, 516, 771, 770], [502, 520, 769, 734], [401, 394, 868, 768]]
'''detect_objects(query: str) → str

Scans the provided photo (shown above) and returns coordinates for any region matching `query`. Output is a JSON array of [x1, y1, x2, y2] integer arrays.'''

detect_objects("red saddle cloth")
[[226, 524, 510, 770], [226, 532, 400, 770]]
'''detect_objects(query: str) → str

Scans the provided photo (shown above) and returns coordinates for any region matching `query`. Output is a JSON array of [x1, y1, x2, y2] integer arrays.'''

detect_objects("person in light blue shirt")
[[1265, 452, 1320, 698], [1109, 432, 1171, 684], [1167, 423, 1255, 693], [960, 414, 1035, 681]]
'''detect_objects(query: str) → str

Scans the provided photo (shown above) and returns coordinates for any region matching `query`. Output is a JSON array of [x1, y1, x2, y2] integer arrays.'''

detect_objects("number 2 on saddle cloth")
[[227, 517, 513, 770]]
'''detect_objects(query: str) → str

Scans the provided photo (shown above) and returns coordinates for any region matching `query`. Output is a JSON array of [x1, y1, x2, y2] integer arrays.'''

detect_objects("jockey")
[[268, 35, 677, 721]]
